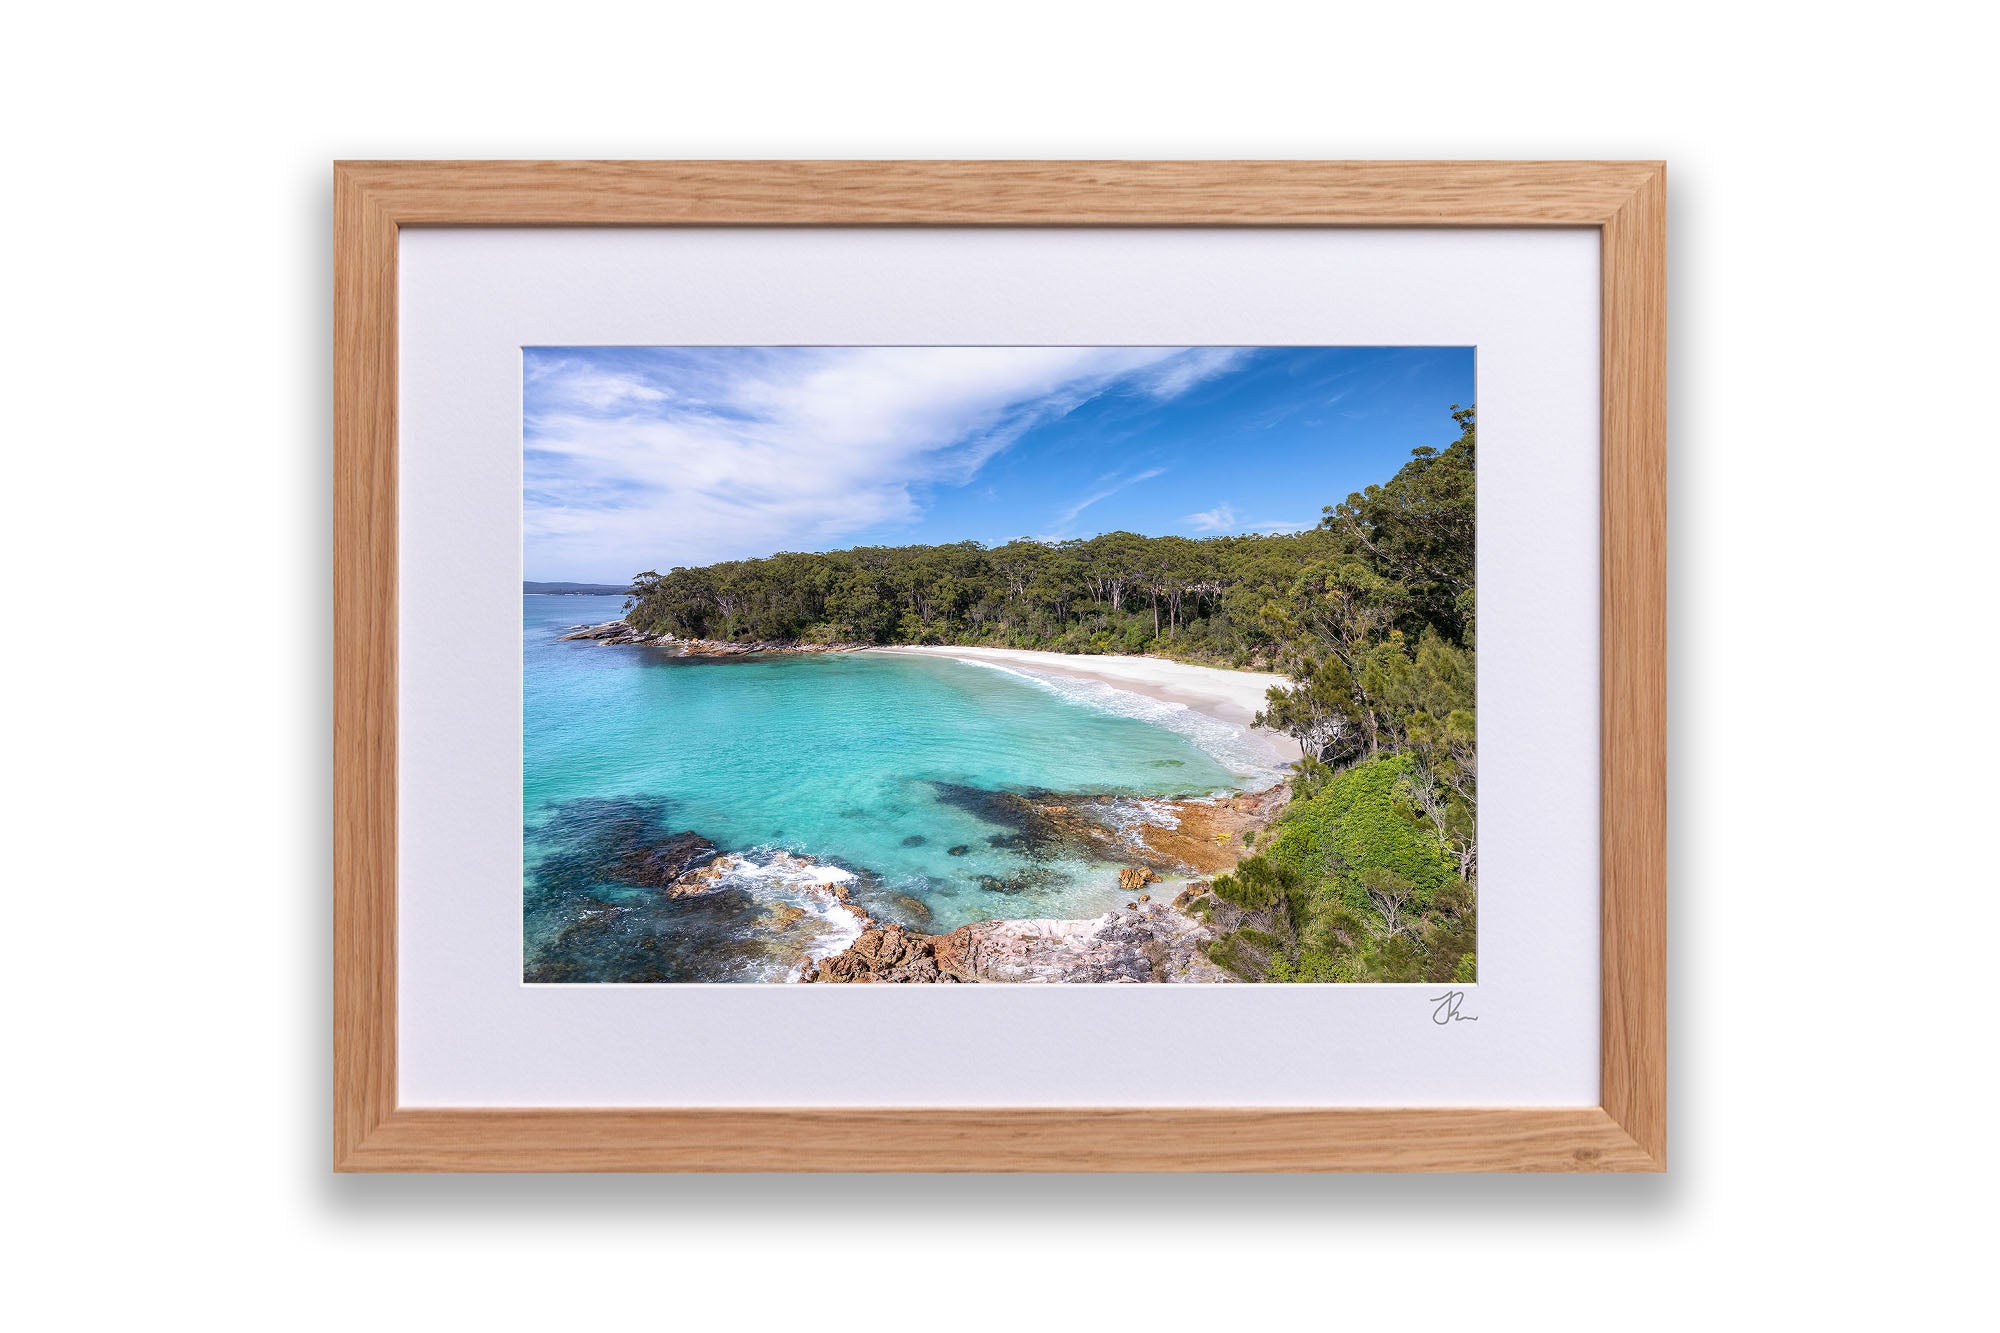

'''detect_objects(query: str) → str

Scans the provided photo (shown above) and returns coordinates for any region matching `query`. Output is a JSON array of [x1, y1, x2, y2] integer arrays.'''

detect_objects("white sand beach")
[[876, 645, 1301, 768]]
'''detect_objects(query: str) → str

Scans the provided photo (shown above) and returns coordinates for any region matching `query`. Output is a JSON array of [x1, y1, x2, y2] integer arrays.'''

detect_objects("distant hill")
[[524, 581, 632, 596]]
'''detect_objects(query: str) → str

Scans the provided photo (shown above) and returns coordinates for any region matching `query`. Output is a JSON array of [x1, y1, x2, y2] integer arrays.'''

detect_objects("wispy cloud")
[[524, 347, 1247, 579], [1052, 467, 1167, 529], [1134, 347, 1252, 399]]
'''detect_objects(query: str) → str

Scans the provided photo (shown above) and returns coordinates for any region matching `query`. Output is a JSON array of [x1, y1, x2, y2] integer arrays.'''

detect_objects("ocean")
[[523, 594, 1279, 981]]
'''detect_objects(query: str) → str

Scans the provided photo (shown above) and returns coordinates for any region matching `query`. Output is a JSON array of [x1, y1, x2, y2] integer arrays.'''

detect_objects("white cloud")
[[1181, 507, 1314, 536], [524, 347, 1244, 578], [524, 356, 669, 411], [1185, 504, 1238, 532]]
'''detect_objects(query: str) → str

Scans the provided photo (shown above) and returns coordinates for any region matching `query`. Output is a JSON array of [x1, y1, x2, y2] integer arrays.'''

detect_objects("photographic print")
[[523, 346, 1476, 984]]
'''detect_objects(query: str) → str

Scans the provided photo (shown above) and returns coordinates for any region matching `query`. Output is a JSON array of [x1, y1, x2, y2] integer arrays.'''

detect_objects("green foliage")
[[1288, 753, 1333, 801], [1202, 934, 1257, 977], [1209, 854, 1299, 912], [1235, 927, 1284, 951], [1265, 757, 1455, 908], [623, 526, 1348, 665], [1320, 403, 1476, 643], [1243, 753, 1475, 984]]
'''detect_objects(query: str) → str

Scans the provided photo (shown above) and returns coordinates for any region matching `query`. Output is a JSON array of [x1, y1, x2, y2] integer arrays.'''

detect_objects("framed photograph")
[[335, 160, 1664, 1171]]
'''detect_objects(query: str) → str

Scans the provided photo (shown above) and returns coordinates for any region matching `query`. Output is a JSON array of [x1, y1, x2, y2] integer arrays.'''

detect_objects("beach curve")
[[872, 645, 1300, 770]]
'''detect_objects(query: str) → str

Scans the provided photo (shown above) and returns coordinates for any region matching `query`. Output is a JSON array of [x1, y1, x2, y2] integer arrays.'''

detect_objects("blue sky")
[[524, 346, 1473, 583]]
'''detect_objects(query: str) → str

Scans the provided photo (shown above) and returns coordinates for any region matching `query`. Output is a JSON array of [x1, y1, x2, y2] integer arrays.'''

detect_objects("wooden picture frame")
[[334, 160, 1665, 1172]]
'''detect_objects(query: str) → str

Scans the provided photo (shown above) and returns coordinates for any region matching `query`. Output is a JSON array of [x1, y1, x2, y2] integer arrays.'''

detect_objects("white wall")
[[5, 2, 1986, 1327]]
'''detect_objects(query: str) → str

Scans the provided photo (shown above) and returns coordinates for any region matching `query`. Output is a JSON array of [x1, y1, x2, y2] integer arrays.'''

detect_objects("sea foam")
[[948, 658, 1285, 784], [700, 849, 869, 965]]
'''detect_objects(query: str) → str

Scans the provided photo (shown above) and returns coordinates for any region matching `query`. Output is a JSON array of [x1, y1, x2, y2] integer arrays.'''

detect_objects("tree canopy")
[[624, 404, 1475, 673]]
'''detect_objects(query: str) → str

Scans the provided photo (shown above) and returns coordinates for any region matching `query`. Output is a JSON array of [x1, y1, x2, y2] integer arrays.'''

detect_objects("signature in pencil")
[[1430, 990, 1479, 1025]]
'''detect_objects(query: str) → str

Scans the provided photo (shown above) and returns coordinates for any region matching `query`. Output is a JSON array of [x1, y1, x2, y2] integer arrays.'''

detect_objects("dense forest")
[[625, 405, 1478, 983]]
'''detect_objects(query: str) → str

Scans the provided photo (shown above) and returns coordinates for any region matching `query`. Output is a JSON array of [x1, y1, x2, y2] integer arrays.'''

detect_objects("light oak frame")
[[335, 161, 1665, 1172]]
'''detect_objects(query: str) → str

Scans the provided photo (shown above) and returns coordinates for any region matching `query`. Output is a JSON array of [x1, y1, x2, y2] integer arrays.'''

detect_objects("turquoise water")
[[524, 595, 1275, 981]]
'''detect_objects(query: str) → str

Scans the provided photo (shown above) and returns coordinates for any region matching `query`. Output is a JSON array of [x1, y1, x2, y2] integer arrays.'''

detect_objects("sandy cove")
[[873, 644, 1302, 768], [555, 631, 1302, 980]]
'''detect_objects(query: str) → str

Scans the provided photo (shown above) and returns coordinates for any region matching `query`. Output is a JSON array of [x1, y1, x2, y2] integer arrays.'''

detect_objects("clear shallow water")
[[523, 595, 1275, 981]]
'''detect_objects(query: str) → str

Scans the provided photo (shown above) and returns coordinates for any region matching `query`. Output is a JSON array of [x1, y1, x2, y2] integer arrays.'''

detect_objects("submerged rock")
[[606, 831, 718, 889], [761, 904, 808, 931]]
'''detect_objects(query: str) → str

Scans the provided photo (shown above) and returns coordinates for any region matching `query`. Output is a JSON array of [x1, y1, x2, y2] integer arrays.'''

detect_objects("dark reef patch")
[[607, 831, 718, 888], [527, 886, 788, 983], [524, 796, 813, 983], [930, 781, 1094, 863], [927, 780, 1192, 877], [525, 797, 678, 913]]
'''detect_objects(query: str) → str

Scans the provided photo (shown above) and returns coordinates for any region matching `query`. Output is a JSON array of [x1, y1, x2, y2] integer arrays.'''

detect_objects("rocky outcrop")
[[557, 621, 866, 656], [803, 923, 947, 983], [1118, 865, 1161, 892], [1113, 787, 1290, 875], [928, 781, 1287, 879], [558, 621, 649, 643], [799, 899, 1233, 984]]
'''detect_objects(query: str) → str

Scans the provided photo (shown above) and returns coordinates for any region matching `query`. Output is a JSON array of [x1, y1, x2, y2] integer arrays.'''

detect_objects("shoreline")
[[793, 781, 1288, 983], [555, 622, 1301, 771], [874, 644, 1300, 769]]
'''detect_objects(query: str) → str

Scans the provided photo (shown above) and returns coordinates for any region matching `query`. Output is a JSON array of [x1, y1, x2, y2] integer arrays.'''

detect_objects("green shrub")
[[1202, 936, 1256, 978], [1265, 755, 1455, 910], [1209, 855, 1296, 911], [1227, 755, 1474, 984]]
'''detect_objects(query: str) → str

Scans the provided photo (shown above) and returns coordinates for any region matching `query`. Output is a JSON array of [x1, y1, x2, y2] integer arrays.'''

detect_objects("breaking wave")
[[700, 848, 871, 963]]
